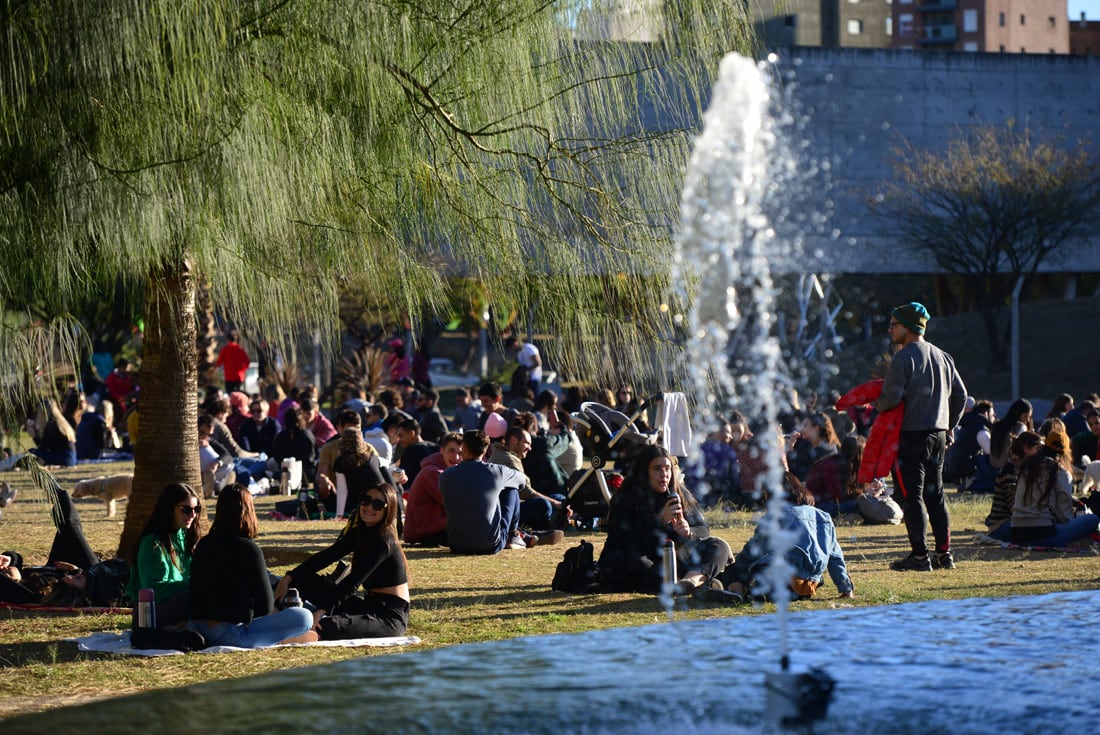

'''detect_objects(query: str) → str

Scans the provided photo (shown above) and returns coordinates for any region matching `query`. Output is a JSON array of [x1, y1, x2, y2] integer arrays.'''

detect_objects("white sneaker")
[[506, 533, 527, 550]]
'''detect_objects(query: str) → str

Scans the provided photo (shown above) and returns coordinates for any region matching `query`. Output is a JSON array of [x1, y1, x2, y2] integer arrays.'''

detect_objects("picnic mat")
[[71, 630, 421, 656], [976, 532, 1100, 553], [0, 602, 132, 615]]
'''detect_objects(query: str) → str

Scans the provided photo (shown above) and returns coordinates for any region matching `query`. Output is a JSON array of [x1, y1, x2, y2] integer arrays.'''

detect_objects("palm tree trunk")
[[118, 258, 202, 560]]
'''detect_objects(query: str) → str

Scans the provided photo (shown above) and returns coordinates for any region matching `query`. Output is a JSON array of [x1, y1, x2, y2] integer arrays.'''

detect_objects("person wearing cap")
[[876, 302, 968, 572]]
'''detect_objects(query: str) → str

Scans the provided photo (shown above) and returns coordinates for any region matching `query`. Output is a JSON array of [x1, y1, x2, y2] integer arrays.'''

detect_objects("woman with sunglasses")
[[275, 483, 409, 639], [187, 485, 316, 647], [126, 482, 205, 627]]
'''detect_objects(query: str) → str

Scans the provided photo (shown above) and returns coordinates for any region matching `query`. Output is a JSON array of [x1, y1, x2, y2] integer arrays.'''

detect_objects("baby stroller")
[[566, 393, 665, 524]]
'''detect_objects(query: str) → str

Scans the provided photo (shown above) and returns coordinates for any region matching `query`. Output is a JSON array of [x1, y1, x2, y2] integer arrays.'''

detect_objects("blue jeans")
[[817, 497, 860, 517], [189, 607, 314, 648], [1011, 515, 1099, 547], [492, 487, 522, 554], [233, 457, 269, 483]]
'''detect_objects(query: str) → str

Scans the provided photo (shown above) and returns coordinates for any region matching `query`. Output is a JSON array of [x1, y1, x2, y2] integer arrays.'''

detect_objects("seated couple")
[[437, 430, 561, 553]]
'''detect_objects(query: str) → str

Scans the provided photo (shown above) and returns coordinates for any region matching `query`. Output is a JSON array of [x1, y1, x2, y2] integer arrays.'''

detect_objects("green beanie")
[[891, 302, 930, 335]]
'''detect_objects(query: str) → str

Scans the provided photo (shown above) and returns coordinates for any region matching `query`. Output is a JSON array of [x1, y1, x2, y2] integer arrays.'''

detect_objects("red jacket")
[[835, 379, 902, 484], [216, 341, 250, 382], [403, 452, 449, 544]]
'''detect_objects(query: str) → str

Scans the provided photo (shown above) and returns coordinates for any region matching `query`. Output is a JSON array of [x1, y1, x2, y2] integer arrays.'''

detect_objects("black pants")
[[291, 569, 409, 639], [893, 430, 951, 556], [48, 489, 99, 570]]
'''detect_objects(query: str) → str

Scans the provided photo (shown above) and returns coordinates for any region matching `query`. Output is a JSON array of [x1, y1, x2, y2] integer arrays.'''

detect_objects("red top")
[[216, 342, 250, 382], [835, 379, 902, 485], [403, 452, 449, 544]]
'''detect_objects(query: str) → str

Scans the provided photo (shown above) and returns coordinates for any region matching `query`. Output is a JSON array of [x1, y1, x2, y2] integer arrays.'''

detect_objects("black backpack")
[[551, 540, 603, 594]]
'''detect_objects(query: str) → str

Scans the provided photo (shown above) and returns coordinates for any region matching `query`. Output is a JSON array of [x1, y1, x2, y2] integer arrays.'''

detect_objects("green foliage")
[[1, 0, 754, 387]]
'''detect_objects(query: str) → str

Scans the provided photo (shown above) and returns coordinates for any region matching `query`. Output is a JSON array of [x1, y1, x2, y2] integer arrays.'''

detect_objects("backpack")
[[551, 540, 603, 593]]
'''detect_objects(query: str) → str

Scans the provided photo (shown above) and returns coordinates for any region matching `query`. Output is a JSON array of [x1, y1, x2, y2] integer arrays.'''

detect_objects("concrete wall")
[[774, 47, 1100, 272]]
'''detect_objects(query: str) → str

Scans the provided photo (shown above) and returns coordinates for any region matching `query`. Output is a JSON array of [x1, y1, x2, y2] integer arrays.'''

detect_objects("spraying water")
[[674, 55, 845, 728], [676, 51, 801, 660]]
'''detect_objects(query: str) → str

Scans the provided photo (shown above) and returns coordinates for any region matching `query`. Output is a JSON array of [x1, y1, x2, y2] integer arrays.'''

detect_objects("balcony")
[[919, 23, 958, 44]]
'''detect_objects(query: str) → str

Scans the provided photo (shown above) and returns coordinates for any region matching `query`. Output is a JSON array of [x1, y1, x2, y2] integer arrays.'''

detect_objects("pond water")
[[10, 589, 1096, 734]]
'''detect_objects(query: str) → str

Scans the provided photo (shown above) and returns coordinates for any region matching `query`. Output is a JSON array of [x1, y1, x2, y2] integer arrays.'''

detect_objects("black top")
[[189, 533, 274, 624], [598, 480, 709, 594], [332, 454, 395, 512], [273, 428, 318, 477], [291, 525, 406, 611], [396, 441, 439, 485]]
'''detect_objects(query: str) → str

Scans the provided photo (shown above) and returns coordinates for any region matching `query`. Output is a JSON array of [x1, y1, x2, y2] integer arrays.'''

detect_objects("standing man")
[[506, 336, 542, 395], [877, 302, 968, 572], [216, 329, 250, 393]]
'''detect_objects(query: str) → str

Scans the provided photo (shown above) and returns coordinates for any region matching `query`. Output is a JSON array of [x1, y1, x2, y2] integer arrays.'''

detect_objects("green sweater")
[[126, 528, 191, 602]]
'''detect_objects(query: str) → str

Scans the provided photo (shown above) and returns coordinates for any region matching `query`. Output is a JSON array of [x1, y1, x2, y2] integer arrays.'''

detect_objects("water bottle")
[[283, 587, 303, 609], [136, 588, 156, 629], [661, 538, 677, 587]]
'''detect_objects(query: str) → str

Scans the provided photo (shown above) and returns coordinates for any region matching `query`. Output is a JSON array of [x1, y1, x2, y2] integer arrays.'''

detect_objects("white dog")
[[73, 474, 134, 518], [1079, 459, 1100, 495]]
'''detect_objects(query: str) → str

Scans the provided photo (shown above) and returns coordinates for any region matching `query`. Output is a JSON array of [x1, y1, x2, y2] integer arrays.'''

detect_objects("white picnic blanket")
[[71, 630, 421, 656]]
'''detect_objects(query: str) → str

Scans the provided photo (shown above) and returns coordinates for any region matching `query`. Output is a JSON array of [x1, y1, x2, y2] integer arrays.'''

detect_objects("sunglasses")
[[360, 498, 387, 511], [177, 505, 199, 516]]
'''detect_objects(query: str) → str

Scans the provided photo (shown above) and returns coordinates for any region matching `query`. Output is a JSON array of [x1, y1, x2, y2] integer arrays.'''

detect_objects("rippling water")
[[10, 590, 1097, 734]]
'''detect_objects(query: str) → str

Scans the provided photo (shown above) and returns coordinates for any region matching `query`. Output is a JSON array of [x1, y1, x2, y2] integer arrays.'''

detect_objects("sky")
[[1069, 0, 1099, 19]]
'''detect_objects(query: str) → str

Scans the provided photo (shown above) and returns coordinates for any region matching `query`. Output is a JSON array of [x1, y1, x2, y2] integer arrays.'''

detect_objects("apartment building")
[[892, 0, 1070, 52]]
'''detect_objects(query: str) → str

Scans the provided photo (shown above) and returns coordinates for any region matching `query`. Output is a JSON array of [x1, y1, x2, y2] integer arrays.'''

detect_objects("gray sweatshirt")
[[876, 340, 967, 432]]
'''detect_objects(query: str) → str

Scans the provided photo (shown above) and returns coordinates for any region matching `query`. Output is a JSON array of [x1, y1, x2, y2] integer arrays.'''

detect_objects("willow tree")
[[1, 1, 753, 556]]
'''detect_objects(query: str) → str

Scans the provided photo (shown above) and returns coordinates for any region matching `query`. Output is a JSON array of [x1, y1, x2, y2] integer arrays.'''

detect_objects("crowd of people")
[[5, 303, 1100, 649]]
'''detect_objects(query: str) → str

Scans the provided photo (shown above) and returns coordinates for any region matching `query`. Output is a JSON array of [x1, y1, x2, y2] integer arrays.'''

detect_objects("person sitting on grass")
[[718, 473, 855, 602], [984, 431, 1043, 542], [126, 483, 205, 627], [598, 445, 738, 603], [187, 485, 317, 648], [404, 431, 463, 546], [1, 489, 129, 607], [439, 430, 537, 553], [275, 483, 410, 639], [1010, 428, 1100, 547]]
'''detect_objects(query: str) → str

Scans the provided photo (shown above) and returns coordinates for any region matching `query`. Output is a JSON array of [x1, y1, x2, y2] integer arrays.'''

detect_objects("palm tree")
[[0, 1, 753, 557]]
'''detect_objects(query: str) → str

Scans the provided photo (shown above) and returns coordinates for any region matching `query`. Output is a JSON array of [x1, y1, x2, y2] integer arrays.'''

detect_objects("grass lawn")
[[2, 459, 1098, 720]]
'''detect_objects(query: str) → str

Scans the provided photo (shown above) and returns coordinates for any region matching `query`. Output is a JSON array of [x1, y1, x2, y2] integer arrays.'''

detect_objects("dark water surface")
[[9, 590, 1095, 734]]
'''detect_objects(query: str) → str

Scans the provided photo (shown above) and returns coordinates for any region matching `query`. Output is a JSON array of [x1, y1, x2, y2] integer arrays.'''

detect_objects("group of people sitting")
[[979, 394, 1100, 547], [130, 479, 408, 649]]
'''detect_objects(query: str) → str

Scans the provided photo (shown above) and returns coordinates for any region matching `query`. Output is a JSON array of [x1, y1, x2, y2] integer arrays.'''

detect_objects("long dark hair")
[[341, 483, 401, 541], [1017, 447, 1061, 511], [991, 399, 1033, 458], [623, 445, 701, 517], [208, 484, 258, 539], [839, 435, 866, 497], [134, 483, 204, 568]]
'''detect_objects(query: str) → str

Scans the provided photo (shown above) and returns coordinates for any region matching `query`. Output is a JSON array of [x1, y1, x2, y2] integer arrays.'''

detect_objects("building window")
[[1049, 16, 1056, 28], [963, 9, 978, 32], [785, 14, 796, 27], [847, 19, 863, 34], [999, 12, 1005, 26], [999, 44, 1005, 52], [885, 16, 893, 34], [1020, 14, 1025, 25], [899, 13, 913, 35], [963, 41, 978, 51]]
